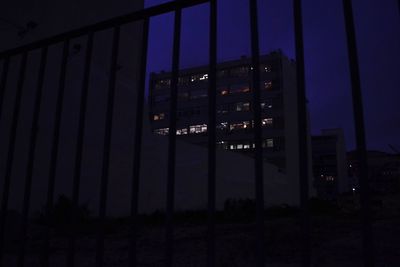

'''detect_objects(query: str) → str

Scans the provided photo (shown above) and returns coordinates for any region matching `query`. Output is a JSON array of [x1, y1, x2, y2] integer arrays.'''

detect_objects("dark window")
[[230, 66, 249, 77], [190, 89, 207, 99], [154, 94, 169, 103], [155, 79, 171, 89]]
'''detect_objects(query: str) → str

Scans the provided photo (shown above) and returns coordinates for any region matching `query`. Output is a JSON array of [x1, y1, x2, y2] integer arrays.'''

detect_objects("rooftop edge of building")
[[149, 49, 295, 77]]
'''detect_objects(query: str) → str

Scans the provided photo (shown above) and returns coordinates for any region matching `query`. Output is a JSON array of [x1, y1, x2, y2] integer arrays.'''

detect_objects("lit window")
[[230, 84, 250, 94], [261, 101, 273, 109], [230, 144, 236, 150], [262, 118, 273, 126], [266, 138, 274, 148], [199, 73, 208, 80], [326, 176, 335, 181], [235, 102, 250, 112], [230, 121, 251, 131], [176, 128, 188, 135], [217, 141, 228, 149], [218, 87, 229, 96], [189, 124, 208, 134], [153, 113, 165, 121], [264, 81, 273, 90], [217, 122, 228, 130], [261, 65, 272, 72], [190, 73, 208, 82], [154, 128, 169, 135], [237, 144, 243, 150], [244, 144, 250, 149]]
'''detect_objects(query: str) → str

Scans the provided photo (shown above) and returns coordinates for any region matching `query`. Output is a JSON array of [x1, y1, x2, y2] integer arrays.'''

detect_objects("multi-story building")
[[312, 129, 348, 200], [348, 150, 400, 194], [149, 50, 314, 190]]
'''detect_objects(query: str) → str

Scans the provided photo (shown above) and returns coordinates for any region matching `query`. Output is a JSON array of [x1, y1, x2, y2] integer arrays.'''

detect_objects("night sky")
[[144, 0, 400, 152]]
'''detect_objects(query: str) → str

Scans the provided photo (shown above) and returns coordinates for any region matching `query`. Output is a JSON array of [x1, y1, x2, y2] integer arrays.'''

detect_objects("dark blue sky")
[[144, 0, 400, 152]]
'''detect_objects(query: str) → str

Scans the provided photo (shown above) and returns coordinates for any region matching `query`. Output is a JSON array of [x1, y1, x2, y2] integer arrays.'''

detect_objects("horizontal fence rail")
[[0, 0, 380, 266], [0, 0, 209, 59]]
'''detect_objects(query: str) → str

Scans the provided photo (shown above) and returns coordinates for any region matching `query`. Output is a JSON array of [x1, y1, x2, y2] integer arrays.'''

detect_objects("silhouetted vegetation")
[[34, 195, 92, 233]]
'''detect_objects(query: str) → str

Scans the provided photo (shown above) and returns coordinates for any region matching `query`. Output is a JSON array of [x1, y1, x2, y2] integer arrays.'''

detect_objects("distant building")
[[348, 150, 400, 194], [312, 129, 348, 200], [149, 51, 313, 181]]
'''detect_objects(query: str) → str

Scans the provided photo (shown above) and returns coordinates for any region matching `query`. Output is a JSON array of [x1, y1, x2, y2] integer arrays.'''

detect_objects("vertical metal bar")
[[95, 26, 120, 267], [0, 57, 10, 121], [67, 32, 94, 267], [342, 1, 374, 266], [249, 0, 265, 266], [293, 0, 311, 266], [165, 8, 181, 267], [17, 47, 48, 267], [398, 0, 400, 17], [207, 0, 217, 266], [129, 18, 149, 267], [0, 52, 28, 266], [42, 40, 69, 267]]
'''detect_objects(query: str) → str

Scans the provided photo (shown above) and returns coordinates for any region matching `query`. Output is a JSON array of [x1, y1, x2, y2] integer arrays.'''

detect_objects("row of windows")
[[224, 139, 274, 149], [154, 64, 274, 89], [222, 118, 274, 130], [216, 138, 285, 151], [153, 114, 279, 129], [154, 118, 277, 136], [152, 97, 282, 121], [218, 82, 275, 95], [154, 124, 208, 136], [217, 100, 280, 114], [152, 81, 276, 104], [150, 136, 281, 151]]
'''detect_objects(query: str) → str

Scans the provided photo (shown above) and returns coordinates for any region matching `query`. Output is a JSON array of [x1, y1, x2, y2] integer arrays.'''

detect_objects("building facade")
[[348, 150, 400, 195], [312, 129, 348, 200], [150, 51, 312, 172], [149, 51, 315, 200]]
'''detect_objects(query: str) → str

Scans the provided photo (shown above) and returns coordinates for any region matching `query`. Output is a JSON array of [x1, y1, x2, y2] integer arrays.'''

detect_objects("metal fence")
[[0, 0, 379, 266]]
